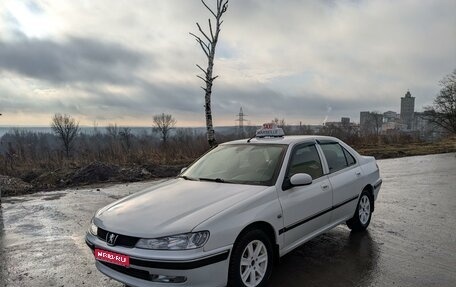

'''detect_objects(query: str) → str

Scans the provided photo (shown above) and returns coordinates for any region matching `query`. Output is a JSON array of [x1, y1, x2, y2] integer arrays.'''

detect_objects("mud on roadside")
[[0, 161, 185, 197]]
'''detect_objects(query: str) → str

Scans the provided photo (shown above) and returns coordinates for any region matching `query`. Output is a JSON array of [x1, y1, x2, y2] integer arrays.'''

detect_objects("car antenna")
[[247, 134, 255, 143]]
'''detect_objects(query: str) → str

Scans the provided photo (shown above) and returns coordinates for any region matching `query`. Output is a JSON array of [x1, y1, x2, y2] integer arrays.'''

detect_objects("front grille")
[[99, 261, 151, 281], [97, 227, 140, 247]]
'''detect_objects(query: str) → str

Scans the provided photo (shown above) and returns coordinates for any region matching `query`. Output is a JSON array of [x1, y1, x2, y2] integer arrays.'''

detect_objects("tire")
[[346, 190, 373, 232], [228, 229, 274, 287]]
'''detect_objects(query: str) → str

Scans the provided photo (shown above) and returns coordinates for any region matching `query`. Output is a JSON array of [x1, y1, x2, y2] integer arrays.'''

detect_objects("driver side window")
[[287, 144, 323, 180]]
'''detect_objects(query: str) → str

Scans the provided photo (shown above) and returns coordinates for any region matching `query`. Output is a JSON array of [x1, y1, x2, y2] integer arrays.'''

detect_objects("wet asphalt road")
[[1, 153, 455, 287]]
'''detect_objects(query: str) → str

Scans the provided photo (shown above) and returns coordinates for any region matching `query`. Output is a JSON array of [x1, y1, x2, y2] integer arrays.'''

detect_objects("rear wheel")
[[228, 230, 273, 287], [346, 190, 373, 232]]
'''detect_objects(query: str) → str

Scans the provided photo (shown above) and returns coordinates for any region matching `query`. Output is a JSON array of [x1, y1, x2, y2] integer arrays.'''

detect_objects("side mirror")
[[180, 167, 187, 173], [290, 173, 313, 186]]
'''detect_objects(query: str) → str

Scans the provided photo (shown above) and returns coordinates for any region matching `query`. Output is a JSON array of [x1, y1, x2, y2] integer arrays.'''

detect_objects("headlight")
[[135, 231, 210, 250], [89, 220, 98, 236]]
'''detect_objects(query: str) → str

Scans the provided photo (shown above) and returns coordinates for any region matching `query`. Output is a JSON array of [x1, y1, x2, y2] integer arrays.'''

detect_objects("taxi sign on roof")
[[256, 123, 285, 138]]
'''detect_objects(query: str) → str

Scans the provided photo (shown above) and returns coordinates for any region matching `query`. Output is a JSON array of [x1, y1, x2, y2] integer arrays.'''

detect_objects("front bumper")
[[86, 233, 231, 287]]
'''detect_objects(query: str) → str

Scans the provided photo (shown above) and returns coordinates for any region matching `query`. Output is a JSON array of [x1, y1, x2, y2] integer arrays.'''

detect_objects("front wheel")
[[228, 230, 273, 287], [346, 190, 373, 232]]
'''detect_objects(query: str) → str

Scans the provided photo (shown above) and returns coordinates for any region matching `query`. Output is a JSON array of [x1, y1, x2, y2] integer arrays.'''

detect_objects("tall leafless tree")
[[51, 113, 80, 158], [424, 69, 456, 134], [190, 0, 229, 147], [369, 111, 383, 136], [153, 113, 177, 144]]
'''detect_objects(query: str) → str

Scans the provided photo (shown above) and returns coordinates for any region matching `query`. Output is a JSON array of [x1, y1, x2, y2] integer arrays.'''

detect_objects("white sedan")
[[86, 127, 382, 287]]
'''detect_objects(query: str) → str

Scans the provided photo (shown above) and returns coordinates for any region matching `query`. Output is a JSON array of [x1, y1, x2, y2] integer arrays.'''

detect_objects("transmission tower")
[[235, 107, 247, 136], [235, 107, 247, 128]]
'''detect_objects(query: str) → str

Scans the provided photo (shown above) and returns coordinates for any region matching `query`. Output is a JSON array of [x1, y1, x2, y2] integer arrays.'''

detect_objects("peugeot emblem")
[[106, 232, 119, 246]]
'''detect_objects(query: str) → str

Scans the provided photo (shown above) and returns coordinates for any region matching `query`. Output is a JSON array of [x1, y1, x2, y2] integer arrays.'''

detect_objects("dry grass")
[[356, 137, 456, 159]]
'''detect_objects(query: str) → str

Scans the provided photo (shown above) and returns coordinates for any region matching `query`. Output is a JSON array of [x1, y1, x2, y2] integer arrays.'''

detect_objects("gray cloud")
[[0, 0, 455, 126], [0, 37, 146, 84]]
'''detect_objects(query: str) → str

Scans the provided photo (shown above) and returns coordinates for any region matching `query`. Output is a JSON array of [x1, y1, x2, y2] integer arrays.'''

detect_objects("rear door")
[[278, 143, 333, 247], [318, 141, 363, 223]]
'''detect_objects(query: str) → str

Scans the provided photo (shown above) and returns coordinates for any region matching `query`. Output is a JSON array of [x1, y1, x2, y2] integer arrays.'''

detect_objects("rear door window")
[[320, 143, 348, 173], [343, 147, 356, 166]]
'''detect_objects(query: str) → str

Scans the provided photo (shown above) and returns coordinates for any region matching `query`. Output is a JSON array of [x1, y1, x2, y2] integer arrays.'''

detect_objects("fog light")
[[150, 274, 187, 283]]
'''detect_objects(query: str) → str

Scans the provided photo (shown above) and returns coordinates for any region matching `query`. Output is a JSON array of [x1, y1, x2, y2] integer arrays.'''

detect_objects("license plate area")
[[95, 248, 130, 267]]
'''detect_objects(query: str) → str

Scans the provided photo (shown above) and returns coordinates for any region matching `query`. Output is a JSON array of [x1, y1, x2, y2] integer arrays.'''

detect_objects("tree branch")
[[221, 0, 229, 14], [208, 19, 214, 41], [201, 0, 217, 17], [196, 64, 207, 75], [189, 32, 209, 57], [197, 75, 209, 83], [196, 22, 212, 43]]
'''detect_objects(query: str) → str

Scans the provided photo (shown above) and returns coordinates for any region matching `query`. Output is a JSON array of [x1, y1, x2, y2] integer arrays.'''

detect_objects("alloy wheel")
[[240, 240, 268, 287], [358, 195, 371, 225]]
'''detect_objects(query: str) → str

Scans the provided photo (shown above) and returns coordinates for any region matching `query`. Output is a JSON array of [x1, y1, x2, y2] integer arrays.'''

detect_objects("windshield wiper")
[[178, 175, 198, 181], [198, 177, 226, 183]]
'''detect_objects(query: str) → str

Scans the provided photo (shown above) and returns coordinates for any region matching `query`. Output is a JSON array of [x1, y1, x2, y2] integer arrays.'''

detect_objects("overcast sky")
[[0, 0, 455, 127]]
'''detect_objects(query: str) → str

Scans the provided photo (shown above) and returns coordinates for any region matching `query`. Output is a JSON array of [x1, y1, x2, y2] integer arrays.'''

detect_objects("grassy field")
[[356, 137, 456, 159], [1, 137, 455, 197]]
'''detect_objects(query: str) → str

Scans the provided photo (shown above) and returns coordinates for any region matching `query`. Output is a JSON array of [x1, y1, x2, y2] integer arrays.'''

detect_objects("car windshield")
[[181, 144, 287, 186]]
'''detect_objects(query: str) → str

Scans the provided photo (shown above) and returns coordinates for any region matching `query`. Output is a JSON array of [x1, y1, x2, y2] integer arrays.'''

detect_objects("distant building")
[[413, 112, 444, 140], [383, 111, 399, 123], [381, 111, 403, 133], [356, 90, 443, 140], [400, 91, 415, 129], [360, 111, 371, 134], [360, 112, 383, 135], [324, 117, 351, 128]]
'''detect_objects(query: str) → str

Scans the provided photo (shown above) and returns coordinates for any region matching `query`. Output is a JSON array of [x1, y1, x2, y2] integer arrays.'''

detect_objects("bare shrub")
[[51, 114, 80, 158]]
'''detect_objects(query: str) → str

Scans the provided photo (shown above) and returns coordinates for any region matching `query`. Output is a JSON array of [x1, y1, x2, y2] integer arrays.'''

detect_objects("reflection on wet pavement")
[[0, 154, 455, 287], [268, 228, 379, 287], [0, 205, 7, 286]]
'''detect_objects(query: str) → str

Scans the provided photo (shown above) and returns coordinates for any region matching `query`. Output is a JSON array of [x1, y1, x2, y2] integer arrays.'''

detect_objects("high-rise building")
[[360, 111, 370, 133], [341, 117, 350, 125], [400, 91, 415, 129]]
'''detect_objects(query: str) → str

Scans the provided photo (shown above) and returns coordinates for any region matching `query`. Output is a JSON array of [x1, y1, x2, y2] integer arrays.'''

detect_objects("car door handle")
[[355, 172, 361, 177], [321, 184, 330, 191]]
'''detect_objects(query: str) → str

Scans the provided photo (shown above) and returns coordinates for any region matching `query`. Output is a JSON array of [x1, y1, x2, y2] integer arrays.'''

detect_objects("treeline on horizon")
[[0, 115, 425, 178]]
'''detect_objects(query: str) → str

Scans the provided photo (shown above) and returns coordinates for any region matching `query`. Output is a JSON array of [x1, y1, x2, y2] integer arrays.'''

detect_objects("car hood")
[[94, 179, 269, 238]]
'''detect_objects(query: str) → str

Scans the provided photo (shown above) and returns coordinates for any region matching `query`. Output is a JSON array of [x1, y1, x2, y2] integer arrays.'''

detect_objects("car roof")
[[223, 135, 340, 146]]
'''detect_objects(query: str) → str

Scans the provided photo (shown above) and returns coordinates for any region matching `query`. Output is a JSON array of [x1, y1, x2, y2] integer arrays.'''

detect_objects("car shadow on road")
[[268, 227, 379, 287]]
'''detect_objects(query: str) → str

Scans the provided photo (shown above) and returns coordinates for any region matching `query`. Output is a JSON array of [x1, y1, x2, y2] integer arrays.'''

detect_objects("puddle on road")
[[42, 193, 67, 201], [269, 228, 381, 286]]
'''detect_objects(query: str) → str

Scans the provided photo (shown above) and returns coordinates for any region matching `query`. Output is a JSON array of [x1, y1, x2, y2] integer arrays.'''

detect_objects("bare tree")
[[424, 69, 456, 134], [119, 127, 133, 152], [361, 112, 383, 136], [370, 112, 383, 136], [190, 0, 229, 147], [106, 124, 120, 139], [51, 114, 80, 158], [272, 118, 290, 133], [153, 113, 177, 143]]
